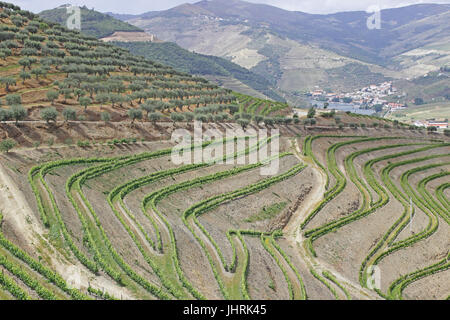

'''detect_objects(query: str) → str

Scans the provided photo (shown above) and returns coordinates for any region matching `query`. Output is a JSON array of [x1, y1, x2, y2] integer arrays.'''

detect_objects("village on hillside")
[[306, 82, 448, 129]]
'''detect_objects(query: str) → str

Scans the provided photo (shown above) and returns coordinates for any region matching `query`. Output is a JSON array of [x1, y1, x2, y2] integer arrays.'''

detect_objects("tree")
[[264, 117, 274, 126], [101, 111, 111, 123], [170, 113, 185, 122], [374, 104, 383, 113], [5, 94, 21, 106], [79, 97, 92, 112], [444, 129, 450, 137], [148, 112, 161, 124], [19, 71, 31, 84], [18, 58, 32, 71], [0, 108, 12, 122], [41, 107, 58, 124], [96, 93, 109, 108], [254, 115, 264, 125], [109, 94, 122, 107], [0, 77, 16, 92], [31, 68, 43, 81], [46, 90, 59, 105], [59, 89, 73, 103], [414, 98, 424, 105], [237, 118, 250, 130], [128, 108, 143, 124], [62, 107, 76, 122], [10, 105, 26, 125], [307, 107, 316, 119], [183, 112, 194, 122], [73, 89, 86, 101], [0, 139, 16, 153], [141, 102, 155, 117]]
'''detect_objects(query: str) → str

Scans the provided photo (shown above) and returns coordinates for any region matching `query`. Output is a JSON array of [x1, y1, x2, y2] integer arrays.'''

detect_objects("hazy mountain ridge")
[[108, 0, 450, 104], [111, 1, 450, 64]]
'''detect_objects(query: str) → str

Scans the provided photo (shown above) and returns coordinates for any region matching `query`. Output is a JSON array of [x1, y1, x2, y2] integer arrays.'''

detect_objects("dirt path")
[[282, 138, 380, 300]]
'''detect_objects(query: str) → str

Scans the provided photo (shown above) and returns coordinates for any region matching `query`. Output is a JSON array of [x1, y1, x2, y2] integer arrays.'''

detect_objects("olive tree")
[[0, 138, 16, 153], [41, 107, 58, 124], [62, 107, 76, 122], [46, 90, 59, 105], [128, 108, 143, 124]]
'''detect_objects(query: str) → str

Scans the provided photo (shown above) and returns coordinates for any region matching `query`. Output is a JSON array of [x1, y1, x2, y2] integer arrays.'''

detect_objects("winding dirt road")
[[282, 138, 380, 300]]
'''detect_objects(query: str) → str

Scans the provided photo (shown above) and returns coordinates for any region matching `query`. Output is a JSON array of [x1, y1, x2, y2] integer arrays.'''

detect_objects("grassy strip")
[[87, 286, 118, 300], [141, 136, 277, 300], [104, 136, 268, 299], [261, 234, 294, 300], [183, 159, 306, 299], [385, 163, 450, 299], [436, 183, 450, 211], [0, 268, 30, 300], [0, 213, 88, 300], [0, 254, 57, 300], [417, 172, 450, 222], [234, 231, 251, 300], [359, 144, 449, 289], [304, 143, 428, 243], [72, 175, 171, 300], [301, 137, 400, 229], [270, 236, 307, 300], [309, 268, 340, 300], [322, 271, 352, 300], [388, 253, 449, 300]]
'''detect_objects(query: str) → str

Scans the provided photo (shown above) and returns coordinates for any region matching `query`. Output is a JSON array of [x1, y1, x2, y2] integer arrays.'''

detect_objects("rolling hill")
[[39, 5, 283, 101]]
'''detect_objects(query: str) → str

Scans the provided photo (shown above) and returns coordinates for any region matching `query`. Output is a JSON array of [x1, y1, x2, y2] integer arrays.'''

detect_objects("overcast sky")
[[11, 0, 450, 14]]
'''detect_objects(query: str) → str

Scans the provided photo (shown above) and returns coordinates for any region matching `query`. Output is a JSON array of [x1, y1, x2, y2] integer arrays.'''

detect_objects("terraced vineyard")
[[234, 93, 291, 117], [0, 129, 448, 300], [0, 2, 448, 302]]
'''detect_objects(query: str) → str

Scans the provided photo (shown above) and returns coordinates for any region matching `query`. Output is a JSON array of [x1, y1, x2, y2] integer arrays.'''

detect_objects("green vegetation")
[[301, 134, 449, 300], [114, 42, 284, 102], [245, 202, 287, 223]]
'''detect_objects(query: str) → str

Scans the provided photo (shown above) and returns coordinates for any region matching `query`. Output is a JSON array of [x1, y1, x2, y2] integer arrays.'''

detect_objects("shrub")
[[307, 107, 316, 118], [62, 108, 76, 122], [46, 90, 59, 104], [148, 112, 161, 123], [5, 94, 21, 105], [0, 138, 16, 153], [170, 113, 185, 122], [101, 111, 111, 123]]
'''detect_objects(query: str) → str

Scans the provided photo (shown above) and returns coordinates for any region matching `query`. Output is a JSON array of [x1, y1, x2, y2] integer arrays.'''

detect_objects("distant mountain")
[[39, 5, 283, 101], [114, 0, 450, 64], [109, 0, 450, 104]]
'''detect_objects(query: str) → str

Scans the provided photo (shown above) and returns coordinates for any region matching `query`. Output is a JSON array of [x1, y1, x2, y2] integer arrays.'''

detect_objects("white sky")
[[9, 0, 450, 14]]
